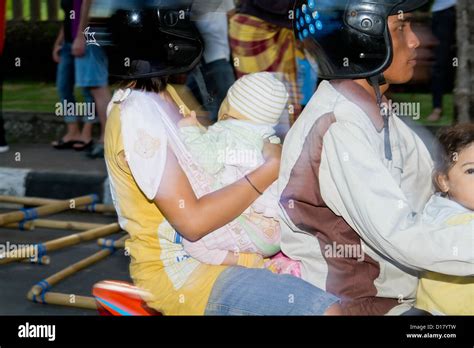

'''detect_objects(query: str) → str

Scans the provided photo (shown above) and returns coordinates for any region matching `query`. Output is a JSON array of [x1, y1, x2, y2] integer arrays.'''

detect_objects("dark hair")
[[433, 123, 474, 191], [120, 76, 169, 94]]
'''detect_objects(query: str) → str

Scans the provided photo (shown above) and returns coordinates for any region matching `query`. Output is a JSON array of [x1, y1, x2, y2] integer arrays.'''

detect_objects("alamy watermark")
[[217, 148, 260, 167], [324, 242, 365, 262], [84, 26, 100, 46], [381, 99, 421, 121], [0, 242, 39, 261], [55, 101, 96, 121], [18, 322, 56, 342]]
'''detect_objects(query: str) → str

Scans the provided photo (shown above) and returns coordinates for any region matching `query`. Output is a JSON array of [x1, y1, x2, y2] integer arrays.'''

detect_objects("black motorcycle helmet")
[[293, 0, 428, 81], [89, 0, 204, 79], [293, 0, 427, 161]]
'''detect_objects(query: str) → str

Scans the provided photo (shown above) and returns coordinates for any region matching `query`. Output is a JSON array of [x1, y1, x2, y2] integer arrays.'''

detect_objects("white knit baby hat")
[[226, 72, 289, 125]]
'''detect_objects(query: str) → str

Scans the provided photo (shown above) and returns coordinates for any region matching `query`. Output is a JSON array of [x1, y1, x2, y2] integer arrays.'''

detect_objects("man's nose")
[[408, 28, 421, 49]]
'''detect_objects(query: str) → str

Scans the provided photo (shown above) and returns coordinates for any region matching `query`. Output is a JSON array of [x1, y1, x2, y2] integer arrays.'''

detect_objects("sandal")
[[52, 139, 82, 150]]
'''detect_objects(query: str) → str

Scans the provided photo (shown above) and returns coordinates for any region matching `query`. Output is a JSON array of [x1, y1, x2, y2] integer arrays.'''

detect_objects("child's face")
[[438, 144, 474, 210]]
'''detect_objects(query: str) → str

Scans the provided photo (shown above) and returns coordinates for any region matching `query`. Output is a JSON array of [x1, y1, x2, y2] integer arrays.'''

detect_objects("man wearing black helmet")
[[279, 0, 474, 315]]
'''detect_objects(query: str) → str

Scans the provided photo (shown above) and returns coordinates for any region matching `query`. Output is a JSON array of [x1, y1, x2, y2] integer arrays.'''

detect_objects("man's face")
[[383, 13, 420, 84]]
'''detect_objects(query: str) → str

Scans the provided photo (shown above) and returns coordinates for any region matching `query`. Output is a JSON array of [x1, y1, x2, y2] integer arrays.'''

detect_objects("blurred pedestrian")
[[51, 0, 95, 151], [52, 0, 111, 159], [427, 0, 457, 122], [229, 0, 300, 122], [188, 0, 236, 123]]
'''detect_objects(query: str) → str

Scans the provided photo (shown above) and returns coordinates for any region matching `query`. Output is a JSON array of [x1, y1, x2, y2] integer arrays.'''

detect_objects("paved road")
[[0, 210, 130, 316], [0, 144, 107, 175]]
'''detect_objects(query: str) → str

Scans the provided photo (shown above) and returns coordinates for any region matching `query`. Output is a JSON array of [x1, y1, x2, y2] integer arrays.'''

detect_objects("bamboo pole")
[[30, 235, 128, 296], [20, 256, 51, 265], [0, 223, 121, 265], [0, 195, 116, 214], [4, 219, 106, 231], [0, 196, 75, 206], [27, 291, 97, 310], [4, 221, 35, 231], [0, 195, 99, 226], [97, 237, 127, 249]]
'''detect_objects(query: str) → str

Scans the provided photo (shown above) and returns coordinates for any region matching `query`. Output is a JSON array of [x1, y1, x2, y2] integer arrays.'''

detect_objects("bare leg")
[[90, 86, 112, 143], [427, 107, 442, 122], [80, 122, 93, 144], [51, 122, 82, 146]]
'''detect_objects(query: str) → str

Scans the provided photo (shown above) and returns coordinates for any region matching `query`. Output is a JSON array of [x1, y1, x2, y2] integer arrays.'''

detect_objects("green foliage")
[[6, 0, 64, 21]]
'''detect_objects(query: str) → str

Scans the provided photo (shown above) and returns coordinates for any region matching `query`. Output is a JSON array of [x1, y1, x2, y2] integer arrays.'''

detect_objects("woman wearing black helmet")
[[279, 0, 473, 315], [96, 1, 338, 315]]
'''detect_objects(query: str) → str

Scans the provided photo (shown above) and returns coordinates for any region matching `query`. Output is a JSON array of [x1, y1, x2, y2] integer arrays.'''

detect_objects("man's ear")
[[434, 172, 450, 194]]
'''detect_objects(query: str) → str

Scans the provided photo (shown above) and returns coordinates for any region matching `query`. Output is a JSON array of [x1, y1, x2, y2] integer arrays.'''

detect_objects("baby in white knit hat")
[[178, 72, 289, 266]]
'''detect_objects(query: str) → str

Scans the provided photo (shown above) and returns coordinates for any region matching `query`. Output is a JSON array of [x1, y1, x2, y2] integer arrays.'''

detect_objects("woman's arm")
[[154, 142, 281, 242]]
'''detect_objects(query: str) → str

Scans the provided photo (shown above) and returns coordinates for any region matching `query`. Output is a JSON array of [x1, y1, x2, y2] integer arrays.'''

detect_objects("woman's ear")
[[434, 173, 450, 194]]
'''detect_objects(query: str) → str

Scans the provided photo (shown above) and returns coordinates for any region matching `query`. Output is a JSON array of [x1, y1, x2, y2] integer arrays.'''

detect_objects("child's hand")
[[178, 111, 199, 128]]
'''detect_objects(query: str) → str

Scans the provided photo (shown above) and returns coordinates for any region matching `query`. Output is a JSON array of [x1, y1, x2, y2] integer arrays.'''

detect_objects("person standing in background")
[[74, 0, 111, 158], [51, 0, 95, 152], [188, 0, 236, 123], [427, 0, 457, 122], [229, 0, 300, 123], [0, 0, 8, 153], [52, 0, 111, 159]]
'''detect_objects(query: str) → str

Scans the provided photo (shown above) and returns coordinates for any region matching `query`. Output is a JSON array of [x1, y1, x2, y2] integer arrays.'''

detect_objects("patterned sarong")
[[229, 14, 300, 123]]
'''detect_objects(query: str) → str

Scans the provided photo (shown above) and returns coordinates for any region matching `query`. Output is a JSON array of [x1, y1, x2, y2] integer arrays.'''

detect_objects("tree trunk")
[[47, 0, 59, 21], [30, 0, 41, 22], [455, 0, 474, 123], [12, 0, 24, 21]]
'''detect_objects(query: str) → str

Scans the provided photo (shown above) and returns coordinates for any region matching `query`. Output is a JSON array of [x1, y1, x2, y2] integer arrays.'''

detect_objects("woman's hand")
[[262, 141, 282, 181], [52, 43, 62, 63], [177, 111, 199, 128], [263, 141, 282, 163], [52, 27, 64, 63], [72, 35, 86, 57]]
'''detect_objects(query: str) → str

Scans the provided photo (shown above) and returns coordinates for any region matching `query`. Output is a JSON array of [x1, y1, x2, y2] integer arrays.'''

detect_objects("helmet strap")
[[368, 74, 393, 161]]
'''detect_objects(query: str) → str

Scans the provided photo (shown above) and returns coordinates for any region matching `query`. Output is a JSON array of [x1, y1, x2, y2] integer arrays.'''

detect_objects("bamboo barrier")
[[27, 235, 128, 311], [0, 223, 121, 265], [0, 195, 116, 214], [27, 291, 98, 310], [30, 235, 128, 297], [4, 219, 106, 231], [0, 195, 99, 227]]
